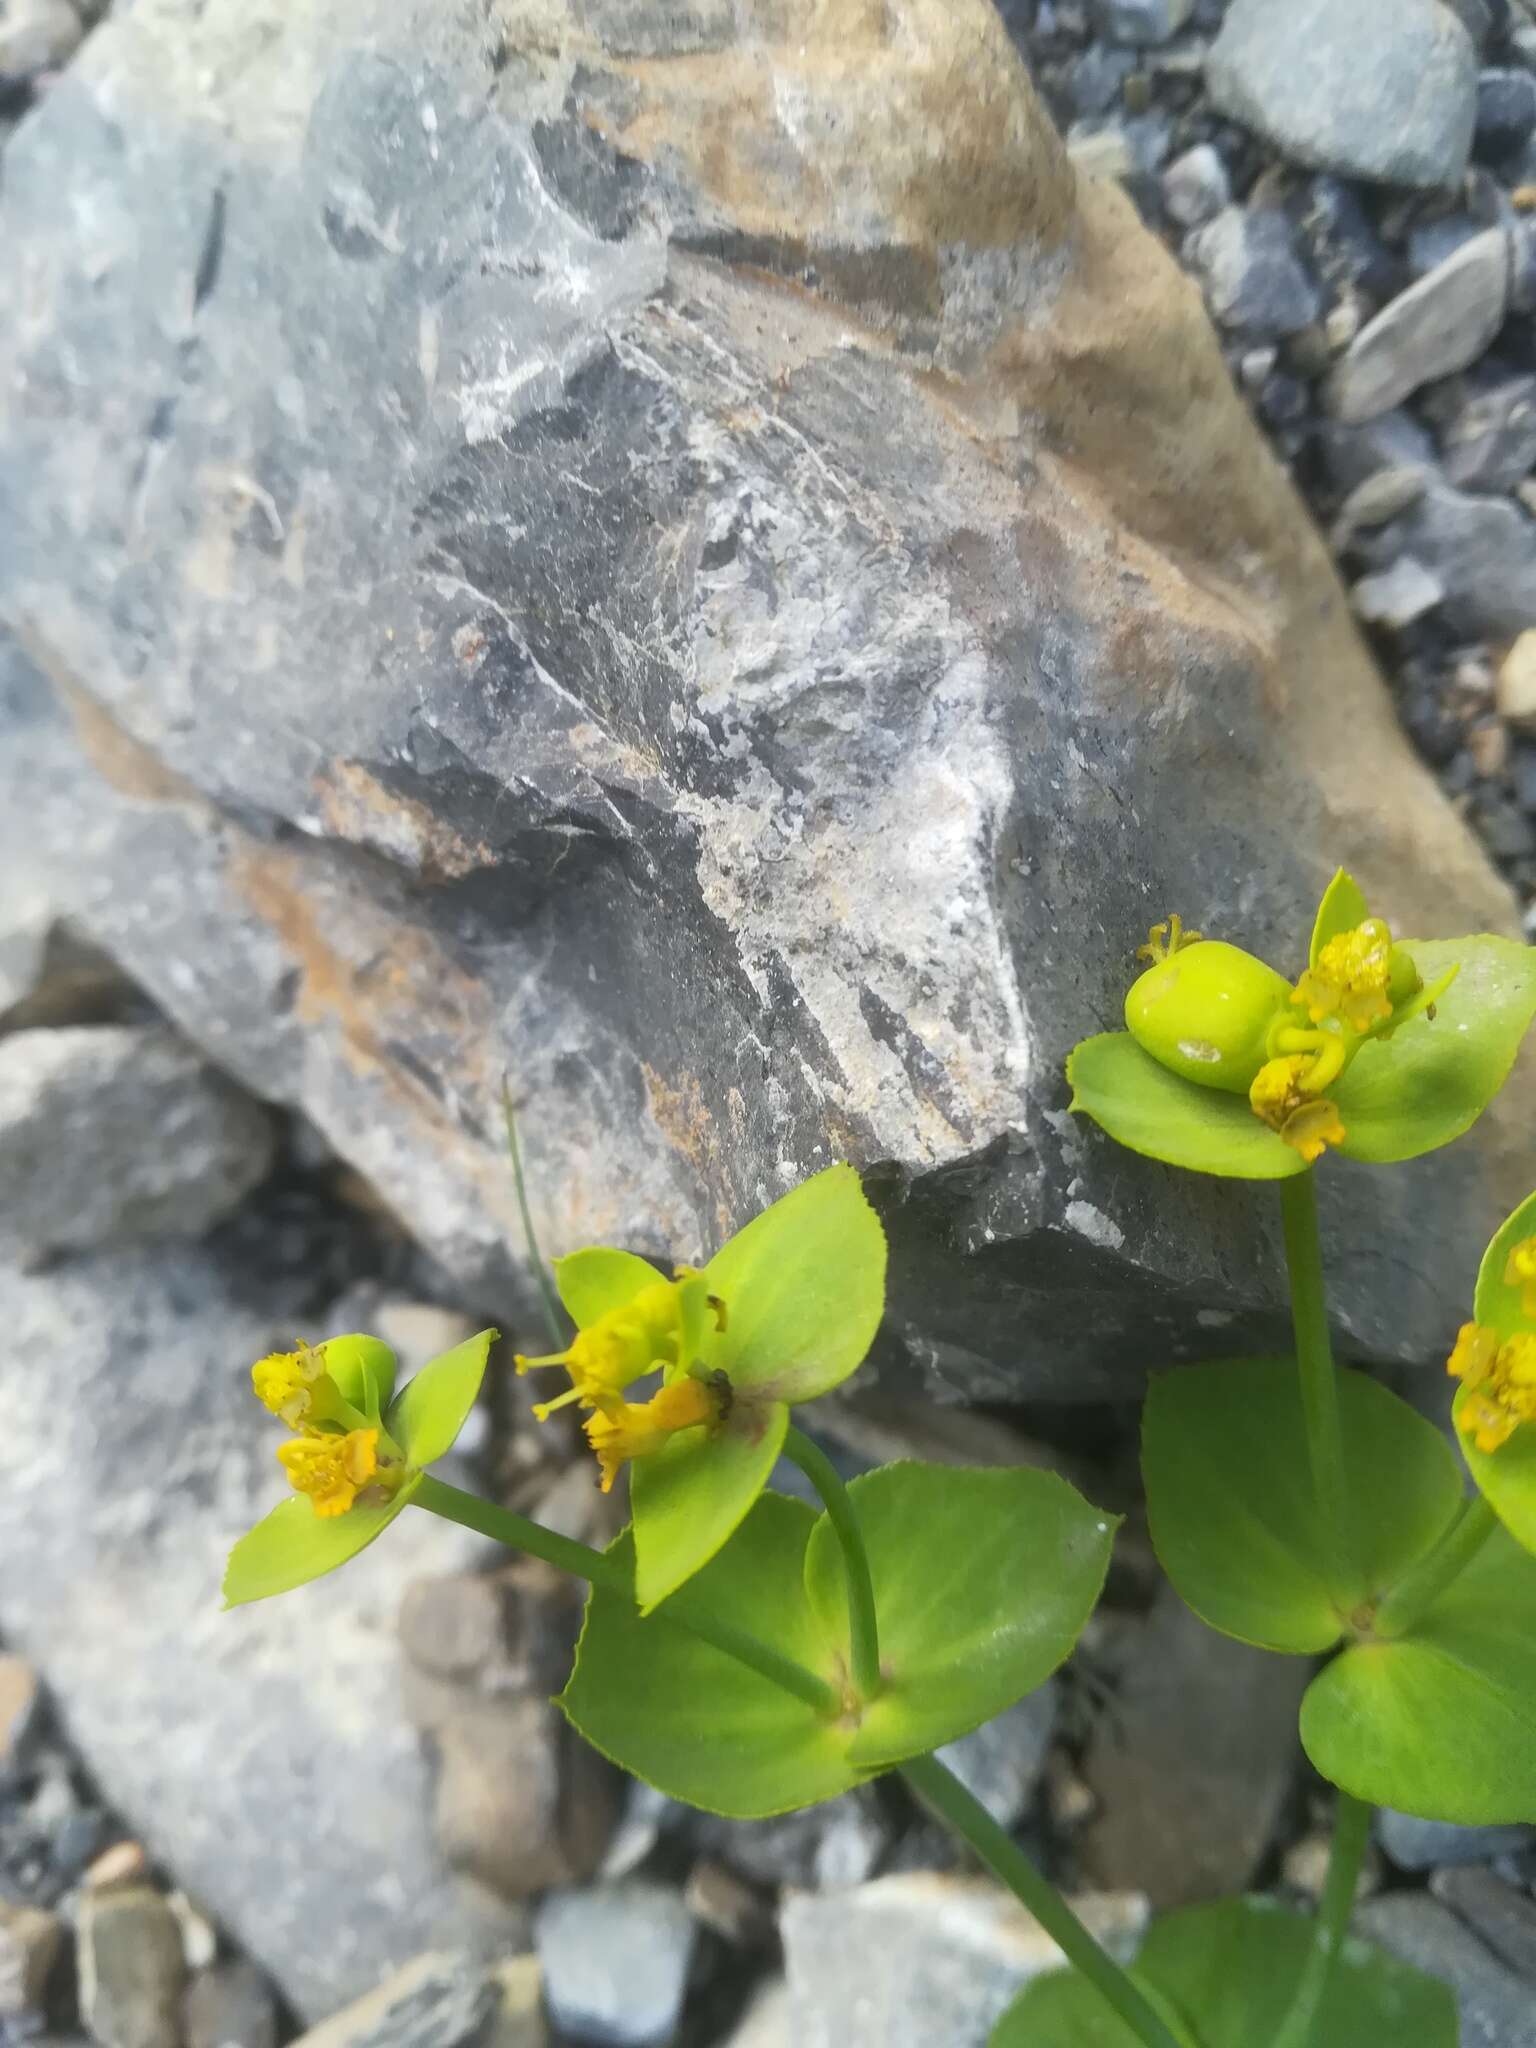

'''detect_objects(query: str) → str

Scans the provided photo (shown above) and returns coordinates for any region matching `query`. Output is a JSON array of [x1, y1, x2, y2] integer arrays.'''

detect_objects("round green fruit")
[[1125, 940, 1292, 1095]]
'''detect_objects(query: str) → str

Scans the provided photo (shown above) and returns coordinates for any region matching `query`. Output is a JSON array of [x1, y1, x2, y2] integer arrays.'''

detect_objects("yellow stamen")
[[251, 1341, 344, 1430], [1504, 1236, 1536, 1319], [1137, 913, 1203, 965], [276, 1428, 384, 1518], [1248, 1055, 1346, 1164], [515, 1279, 687, 1416], [583, 1377, 722, 1494], [1447, 1321, 1499, 1389], [1293, 920, 1394, 1034], [1450, 1328, 1536, 1454]]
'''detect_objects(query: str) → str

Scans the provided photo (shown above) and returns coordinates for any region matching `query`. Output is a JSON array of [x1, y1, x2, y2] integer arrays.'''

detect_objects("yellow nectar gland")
[[516, 1279, 686, 1420], [1248, 1055, 1346, 1165], [1293, 920, 1394, 1035], [277, 1427, 386, 1518], [1449, 1321, 1536, 1453], [1504, 1236, 1536, 1319], [583, 1376, 722, 1494], [252, 1341, 341, 1430], [1136, 914, 1203, 965]]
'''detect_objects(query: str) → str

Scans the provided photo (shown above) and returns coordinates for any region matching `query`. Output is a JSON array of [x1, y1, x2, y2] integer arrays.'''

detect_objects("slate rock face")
[[0, 0, 1528, 1399]]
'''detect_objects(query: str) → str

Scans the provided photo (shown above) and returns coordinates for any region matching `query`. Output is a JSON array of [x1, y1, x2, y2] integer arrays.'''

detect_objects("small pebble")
[[1351, 557, 1446, 629], [1327, 230, 1512, 422], [1186, 206, 1322, 340], [84, 1843, 150, 1893], [1498, 630, 1536, 726], [77, 1886, 187, 2048], [1467, 714, 1512, 776], [538, 1882, 697, 2048], [0, 1902, 63, 2019], [0, 0, 83, 79], [1477, 67, 1536, 159], [0, 1657, 41, 1781], [1088, 0, 1194, 45], [1160, 144, 1229, 229]]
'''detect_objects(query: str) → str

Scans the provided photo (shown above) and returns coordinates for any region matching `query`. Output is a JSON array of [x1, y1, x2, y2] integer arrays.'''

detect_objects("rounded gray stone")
[[536, 1882, 696, 2048], [1206, 0, 1478, 189]]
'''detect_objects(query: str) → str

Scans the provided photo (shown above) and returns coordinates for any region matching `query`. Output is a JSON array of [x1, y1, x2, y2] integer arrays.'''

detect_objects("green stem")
[[782, 1425, 882, 1701], [1278, 1171, 1356, 1606], [901, 1755, 1186, 2048], [1270, 1793, 1372, 2048], [413, 1474, 840, 1716], [501, 1078, 566, 1351], [1373, 1494, 1499, 1640]]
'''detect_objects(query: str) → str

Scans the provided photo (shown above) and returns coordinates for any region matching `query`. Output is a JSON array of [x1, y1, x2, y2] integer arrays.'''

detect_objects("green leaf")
[[1143, 1361, 1464, 1654], [630, 1398, 790, 1613], [1310, 869, 1371, 968], [1067, 1033, 1305, 1180], [1473, 1184, 1536, 1338], [553, 1248, 661, 1327], [703, 1164, 887, 1402], [993, 1898, 1455, 2048], [321, 1334, 398, 1422], [559, 1494, 866, 1818], [222, 1478, 419, 1607], [1302, 1521, 1536, 1822], [1333, 935, 1536, 1164], [386, 1329, 498, 1468], [804, 1464, 1116, 1767]]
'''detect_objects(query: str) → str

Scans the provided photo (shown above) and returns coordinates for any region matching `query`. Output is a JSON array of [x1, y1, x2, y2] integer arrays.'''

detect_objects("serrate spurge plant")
[[221, 875, 1536, 2048]]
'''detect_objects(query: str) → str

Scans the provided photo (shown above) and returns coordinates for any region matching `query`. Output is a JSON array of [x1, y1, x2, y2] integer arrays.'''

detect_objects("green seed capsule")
[[1125, 939, 1293, 1095]]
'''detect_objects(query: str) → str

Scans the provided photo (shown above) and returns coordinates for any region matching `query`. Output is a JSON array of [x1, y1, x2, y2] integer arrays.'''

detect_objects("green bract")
[[223, 1328, 497, 1607], [993, 1898, 1455, 2048], [1301, 1524, 1536, 1822], [1143, 1357, 1536, 1823], [1143, 1360, 1463, 1654], [1069, 868, 1536, 1179], [561, 1463, 1115, 1817]]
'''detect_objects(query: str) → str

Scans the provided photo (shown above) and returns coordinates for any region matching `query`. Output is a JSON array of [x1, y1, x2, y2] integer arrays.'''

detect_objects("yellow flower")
[[1292, 919, 1397, 1034], [1504, 1236, 1536, 1319], [1449, 1324, 1536, 1453], [276, 1428, 389, 1518], [1248, 1055, 1347, 1165], [516, 1278, 686, 1420], [252, 1341, 350, 1431], [583, 1376, 723, 1493]]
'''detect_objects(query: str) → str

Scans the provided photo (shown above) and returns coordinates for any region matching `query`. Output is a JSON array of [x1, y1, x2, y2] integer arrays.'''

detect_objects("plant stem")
[[501, 1077, 566, 1351], [1278, 1171, 1356, 1605], [413, 1473, 840, 1715], [901, 1754, 1186, 2048], [1373, 1494, 1499, 1640], [1270, 1793, 1372, 2048], [782, 1425, 882, 1701]]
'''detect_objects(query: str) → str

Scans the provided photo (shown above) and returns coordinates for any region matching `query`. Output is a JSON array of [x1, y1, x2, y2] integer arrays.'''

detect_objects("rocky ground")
[[1007, 0, 1536, 937], [6, 0, 1536, 2044]]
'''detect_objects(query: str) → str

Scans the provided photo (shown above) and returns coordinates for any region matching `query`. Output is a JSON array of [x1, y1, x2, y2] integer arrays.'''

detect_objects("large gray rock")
[[0, 1244, 514, 2021], [0, 0, 1528, 1403], [1206, 0, 1478, 189], [0, 1025, 274, 1260]]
